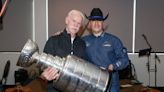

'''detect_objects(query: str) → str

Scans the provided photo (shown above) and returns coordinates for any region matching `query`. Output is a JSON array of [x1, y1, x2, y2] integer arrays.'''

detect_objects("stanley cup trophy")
[[17, 39, 111, 92]]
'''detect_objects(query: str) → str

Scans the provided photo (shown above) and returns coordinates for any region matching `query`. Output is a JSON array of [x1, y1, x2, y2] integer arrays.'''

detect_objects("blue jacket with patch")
[[83, 32, 129, 90]]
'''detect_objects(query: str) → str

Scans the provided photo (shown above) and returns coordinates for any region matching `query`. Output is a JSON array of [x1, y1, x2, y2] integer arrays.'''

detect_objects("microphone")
[[142, 34, 152, 49], [142, 34, 160, 63], [142, 34, 147, 40]]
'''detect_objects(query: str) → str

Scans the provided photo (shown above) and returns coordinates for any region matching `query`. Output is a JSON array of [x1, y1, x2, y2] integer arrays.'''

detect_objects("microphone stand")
[[148, 54, 151, 87], [154, 52, 160, 87], [142, 34, 160, 87]]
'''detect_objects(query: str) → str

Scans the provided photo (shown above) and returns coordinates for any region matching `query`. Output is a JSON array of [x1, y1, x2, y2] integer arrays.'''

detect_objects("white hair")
[[67, 9, 85, 23]]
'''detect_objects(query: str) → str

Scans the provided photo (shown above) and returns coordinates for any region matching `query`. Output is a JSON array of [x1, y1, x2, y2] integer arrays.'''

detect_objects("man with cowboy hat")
[[83, 8, 129, 92]]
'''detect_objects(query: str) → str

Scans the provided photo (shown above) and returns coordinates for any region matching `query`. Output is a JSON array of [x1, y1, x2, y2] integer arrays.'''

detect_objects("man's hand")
[[40, 67, 60, 81], [108, 64, 113, 72]]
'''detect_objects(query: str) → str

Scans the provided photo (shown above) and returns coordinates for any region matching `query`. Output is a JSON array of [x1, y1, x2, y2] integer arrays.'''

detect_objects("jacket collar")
[[62, 29, 80, 40], [91, 31, 105, 38]]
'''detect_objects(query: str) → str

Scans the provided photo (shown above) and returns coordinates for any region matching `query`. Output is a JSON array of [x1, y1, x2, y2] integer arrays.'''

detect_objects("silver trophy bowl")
[[17, 39, 111, 92]]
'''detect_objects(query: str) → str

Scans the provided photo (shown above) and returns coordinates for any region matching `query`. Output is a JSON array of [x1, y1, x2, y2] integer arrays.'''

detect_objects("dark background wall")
[[135, 0, 164, 52], [48, 0, 133, 52], [1, 0, 164, 53], [0, 0, 33, 51], [48, 0, 164, 53]]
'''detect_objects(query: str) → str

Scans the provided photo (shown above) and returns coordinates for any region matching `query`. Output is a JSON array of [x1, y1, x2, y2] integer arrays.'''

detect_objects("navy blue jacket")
[[83, 32, 129, 91]]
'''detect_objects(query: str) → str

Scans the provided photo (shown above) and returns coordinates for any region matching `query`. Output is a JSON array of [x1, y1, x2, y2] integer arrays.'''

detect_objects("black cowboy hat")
[[85, 8, 109, 21]]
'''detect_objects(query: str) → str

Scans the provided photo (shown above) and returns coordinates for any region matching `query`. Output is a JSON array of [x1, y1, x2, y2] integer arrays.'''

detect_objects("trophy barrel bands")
[[17, 39, 111, 92], [53, 55, 110, 92], [32, 52, 65, 71]]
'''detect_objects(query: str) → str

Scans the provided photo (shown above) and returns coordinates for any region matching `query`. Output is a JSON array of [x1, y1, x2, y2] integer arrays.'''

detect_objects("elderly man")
[[41, 9, 86, 92]]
